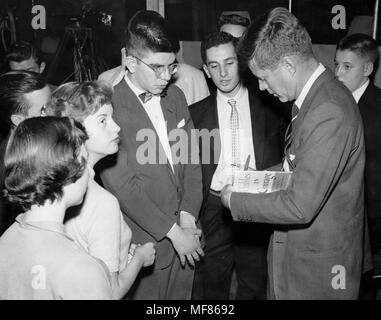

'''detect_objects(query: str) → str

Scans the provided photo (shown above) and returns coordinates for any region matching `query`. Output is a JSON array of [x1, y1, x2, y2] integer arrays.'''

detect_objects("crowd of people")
[[0, 7, 380, 300]]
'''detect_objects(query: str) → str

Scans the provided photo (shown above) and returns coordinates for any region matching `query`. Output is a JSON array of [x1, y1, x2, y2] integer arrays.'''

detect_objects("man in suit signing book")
[[221, 7, 366, 299]]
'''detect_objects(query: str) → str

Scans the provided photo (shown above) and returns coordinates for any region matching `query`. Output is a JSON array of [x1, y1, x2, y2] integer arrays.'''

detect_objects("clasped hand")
[[167, 224, 204, 268]]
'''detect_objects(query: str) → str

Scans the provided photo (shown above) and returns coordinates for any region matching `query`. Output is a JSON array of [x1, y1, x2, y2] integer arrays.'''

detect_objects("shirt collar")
[[16, 213, 66, 235], [216, 82, 246, 105], [352, 79, 369, 103], [124, 74, 161, 103], [294, 63, 326, 109]]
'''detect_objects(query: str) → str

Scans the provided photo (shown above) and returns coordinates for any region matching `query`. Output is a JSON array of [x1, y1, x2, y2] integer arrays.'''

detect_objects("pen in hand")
[[244, 155, 251, 171]]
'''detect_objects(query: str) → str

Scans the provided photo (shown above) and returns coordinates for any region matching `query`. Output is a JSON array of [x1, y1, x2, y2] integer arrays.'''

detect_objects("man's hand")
[[167, 224, 204, 267], [221, 184, 234, 209], [180, 211, 202, 238]]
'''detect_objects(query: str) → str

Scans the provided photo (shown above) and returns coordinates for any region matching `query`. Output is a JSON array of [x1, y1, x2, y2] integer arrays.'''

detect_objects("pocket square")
[[177, 118, 185, 128]]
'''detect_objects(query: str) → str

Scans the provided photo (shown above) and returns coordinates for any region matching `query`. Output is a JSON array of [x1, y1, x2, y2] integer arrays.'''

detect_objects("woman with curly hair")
[[46, 80, 155, 299]]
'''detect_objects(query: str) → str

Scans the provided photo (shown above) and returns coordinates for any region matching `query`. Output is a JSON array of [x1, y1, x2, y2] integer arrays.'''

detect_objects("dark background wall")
[[0, 0, 379, 85]]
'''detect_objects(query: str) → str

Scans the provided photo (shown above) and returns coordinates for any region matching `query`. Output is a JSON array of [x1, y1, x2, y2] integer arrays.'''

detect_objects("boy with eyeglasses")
[[99, 10, 203, 300]]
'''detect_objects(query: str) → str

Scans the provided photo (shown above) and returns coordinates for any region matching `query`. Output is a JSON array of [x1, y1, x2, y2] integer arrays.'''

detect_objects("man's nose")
[[258, 80, 267, 91], [335, 66, 343, 78], [220, 65, 228, 77], [160, 67, 172, 81]]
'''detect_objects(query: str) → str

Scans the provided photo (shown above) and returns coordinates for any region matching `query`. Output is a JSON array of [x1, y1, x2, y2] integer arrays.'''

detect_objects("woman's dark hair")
[[3, 117, 88, 210]]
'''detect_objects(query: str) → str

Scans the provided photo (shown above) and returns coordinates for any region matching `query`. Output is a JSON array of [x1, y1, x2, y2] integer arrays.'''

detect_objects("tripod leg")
[[47, 29, 70, 82]]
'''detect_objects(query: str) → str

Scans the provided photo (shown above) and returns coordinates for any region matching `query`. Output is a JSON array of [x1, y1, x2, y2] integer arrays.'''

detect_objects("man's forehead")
[[249, 60, 265, 76], [206, 43, 236, 61], [335, 49, 364, 63], [141, 51, 176, 64]]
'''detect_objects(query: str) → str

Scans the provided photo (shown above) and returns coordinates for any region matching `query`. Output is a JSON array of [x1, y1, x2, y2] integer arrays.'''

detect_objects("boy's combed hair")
[[217, 14, 250, 30], [337, 33, 379, 63], [3, 117, 88, 211], [5, 40, 42, 65], [0, 70, 47, 136], [45, 80, 113, 123], [125, 10, 179, 57], [238, 7, 313, 70], [201, 31, 238, 64]]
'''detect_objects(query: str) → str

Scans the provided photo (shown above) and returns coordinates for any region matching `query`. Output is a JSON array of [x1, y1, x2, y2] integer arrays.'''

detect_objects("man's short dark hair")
[[46, 80, 113, 123], [237, 7, 313, 70], [217, 14, 250, 30], [3, 117, 88, 211], [201, 31, 238, 64], [337, 33, 379, 64], [0, 70, 48, 136], [5, 40, 42, 66], [125, 10, 180, 57]]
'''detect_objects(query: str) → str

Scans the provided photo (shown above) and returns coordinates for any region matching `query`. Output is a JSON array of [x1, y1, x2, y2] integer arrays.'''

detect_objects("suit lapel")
[[119, 81, 157, 133], [208, 93, 221, 166], [161, 94, 180, 185], [297, 69, 334, 124]]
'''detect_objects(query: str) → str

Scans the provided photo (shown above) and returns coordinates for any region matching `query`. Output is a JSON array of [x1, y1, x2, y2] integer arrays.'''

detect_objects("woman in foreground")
[[0, 117, 113, 299]]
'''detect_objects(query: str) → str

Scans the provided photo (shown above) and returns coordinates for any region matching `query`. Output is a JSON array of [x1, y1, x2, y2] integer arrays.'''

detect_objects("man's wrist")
[[166, 223, 180, 240]]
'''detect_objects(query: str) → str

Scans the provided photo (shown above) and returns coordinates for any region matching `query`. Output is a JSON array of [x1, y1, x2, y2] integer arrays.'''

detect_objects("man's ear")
[[281, 56, 297, 77], [203, 64, 211, 78], [125, 55, 137, 73], [364, 62, 374, 77], [10, 114, 26, 127], [39, 62, 46, 74]]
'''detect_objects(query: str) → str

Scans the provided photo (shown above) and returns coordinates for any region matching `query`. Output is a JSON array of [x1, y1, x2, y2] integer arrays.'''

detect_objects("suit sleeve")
[[100, 141, 176, 242], [230, 102, 360, 224], [176, 90, 203, 220]]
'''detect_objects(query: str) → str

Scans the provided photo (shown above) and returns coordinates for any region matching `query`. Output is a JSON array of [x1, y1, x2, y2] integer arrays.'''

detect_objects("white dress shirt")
[[211, 84, 256, 191], [124, 75, 174, 172], [352, 79, 369, 103]]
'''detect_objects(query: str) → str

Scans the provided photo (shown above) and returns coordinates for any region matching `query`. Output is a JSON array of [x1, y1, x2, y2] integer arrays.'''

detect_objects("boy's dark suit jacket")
[[230, 69, 365, 299], [358, 82, 381, 275], [99, 81, 202, 270], [189, 86, 285, 234]]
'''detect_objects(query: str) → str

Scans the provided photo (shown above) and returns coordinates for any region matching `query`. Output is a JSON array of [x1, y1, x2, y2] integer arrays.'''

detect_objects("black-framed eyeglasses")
[[133, 55, 178, 78]]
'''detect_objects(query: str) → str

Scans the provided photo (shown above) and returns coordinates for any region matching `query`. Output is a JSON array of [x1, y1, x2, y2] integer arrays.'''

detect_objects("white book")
[[233, 170, 292, 194]]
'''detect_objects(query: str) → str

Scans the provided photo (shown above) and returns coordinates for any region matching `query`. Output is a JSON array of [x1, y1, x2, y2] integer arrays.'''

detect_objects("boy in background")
[[335, 33, 381, 299]]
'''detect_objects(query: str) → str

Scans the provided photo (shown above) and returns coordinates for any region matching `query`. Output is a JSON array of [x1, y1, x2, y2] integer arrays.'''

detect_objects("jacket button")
[[174, 211, 179, 216]]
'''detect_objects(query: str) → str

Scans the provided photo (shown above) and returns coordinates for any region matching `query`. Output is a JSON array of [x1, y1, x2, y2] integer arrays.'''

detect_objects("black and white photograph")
[[0, 0, 380, 309]]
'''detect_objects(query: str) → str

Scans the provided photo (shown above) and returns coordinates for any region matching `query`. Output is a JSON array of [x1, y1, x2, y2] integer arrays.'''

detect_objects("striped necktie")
[[228, 99, 240, 184], [284, 103, 299, 170]]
